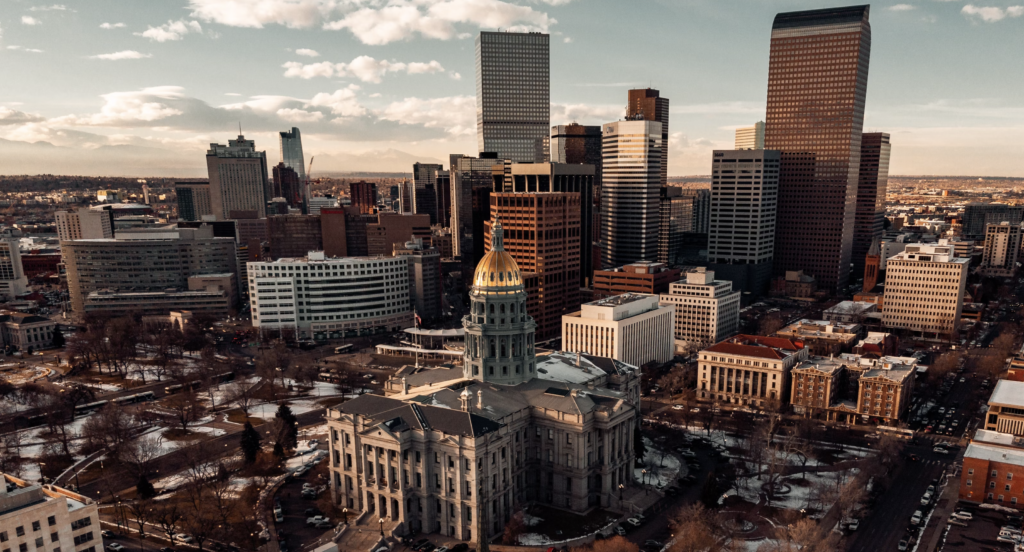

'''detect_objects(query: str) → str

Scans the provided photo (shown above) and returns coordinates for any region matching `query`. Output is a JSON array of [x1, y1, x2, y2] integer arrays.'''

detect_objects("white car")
[[672, 405, 685, 410], [910, 511, 923, 525], [173, 534, 193, 544], [106, 545, 125, 552], [920, 492, 932, 506], [953, 510, 972, 520], [933, 446, 949, 454]]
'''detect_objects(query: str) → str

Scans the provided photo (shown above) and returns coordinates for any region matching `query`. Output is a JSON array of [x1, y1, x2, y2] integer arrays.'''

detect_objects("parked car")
[[614, 526, 627, 536], [306, 515, 331, 526], [898, 538, 909, 551], [275, 512, 284, 523], [910, 511, 923, 525], [626, 518, 642, 527], [920, 492, 932, 506], [100, 531, 117, 539], [952, 511, 973, 521], [845, 518, 860, 531], [933, 446, 948, 454], [173, 535, 193, 544]]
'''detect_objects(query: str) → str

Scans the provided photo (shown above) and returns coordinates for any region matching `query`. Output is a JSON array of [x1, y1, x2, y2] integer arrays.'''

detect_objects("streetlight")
[[379, 517, 384, 537], [342, 508, 348, 525], [641, 470, 648, 495], [618, 484, 624, 502]]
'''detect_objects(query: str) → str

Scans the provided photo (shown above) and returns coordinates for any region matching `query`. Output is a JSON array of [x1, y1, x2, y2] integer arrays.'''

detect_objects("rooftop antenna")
[[238, 121, 242, 136]]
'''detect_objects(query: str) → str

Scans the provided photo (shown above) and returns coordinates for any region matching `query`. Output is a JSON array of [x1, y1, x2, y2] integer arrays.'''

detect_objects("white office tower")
[[0, 232, 28, 300], [659, 267, 741, 353], [707, 149, 781, 297], [882, 240, 969, 337], [601, 120, 664, 267], [55, 209, 113, 241], [980, 222, 1023, 277], [734, 122, 765, 149], [562, 293, 675, 367], [476, 31, 550, 162], [279, 127, 306, 181], [248, 251, 413, 340]]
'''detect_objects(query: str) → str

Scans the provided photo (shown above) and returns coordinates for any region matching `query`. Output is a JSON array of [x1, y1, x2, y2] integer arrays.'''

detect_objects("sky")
[[1, 0, 1022, 177]]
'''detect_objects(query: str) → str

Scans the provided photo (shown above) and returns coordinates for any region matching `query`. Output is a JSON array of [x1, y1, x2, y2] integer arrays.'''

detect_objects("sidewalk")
[[916, 456, 960, 552]]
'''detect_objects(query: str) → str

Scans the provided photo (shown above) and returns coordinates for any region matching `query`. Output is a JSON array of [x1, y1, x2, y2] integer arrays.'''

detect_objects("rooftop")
[[704, 334, 805, 361], [989, 380, 1024, 408], [587, 293, 653, 307], [965, 442, 1024, 466]]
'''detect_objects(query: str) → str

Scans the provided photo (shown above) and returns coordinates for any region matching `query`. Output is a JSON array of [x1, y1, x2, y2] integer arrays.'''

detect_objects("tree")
[[125, 498, 154, 539], [154, 501, 184, 542], [502, 509, 527, 544], [633, 423, 647, 465], [240, 422, 262, 465], [166, 390, 207, 432], [761, 519, 839, 552], [273, 404, 298, 450], [667, 503, 738, 552], [227, 379, 258, 419], [759, 313, 786, 336], [197, 346, 221, 410], [52, 326, 65, 348], [119, 433, 163, 481], [572, 537, 639, 552], [136, 475, 156, 499]]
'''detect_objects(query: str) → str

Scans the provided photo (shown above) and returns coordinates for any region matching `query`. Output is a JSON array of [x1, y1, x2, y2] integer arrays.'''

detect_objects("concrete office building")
[[592, 262, 681, 300], [308, 196, 339, 216], [697, 334, 808, 406], [679, 189, 710, 234], [269, 215, 323, 260], [601, 120, 663, 267], [984, 381, 1024, 436], [394, 238, 442, 322], [766, 6, 872, 292], [62, 225, 238, 314], [326, 221, 638, 543], [0, 235, 28, 300], [659, 268, 741, 352], [707, 149, 780, 298], [562, 293, 674, 367], [963, 203, 1024, 241], [249, 252, 412, 340], [659, 187, 693, 266], [413, 163, 443, 225], [882, 241, 969, 337], [350, 181, 378, 215], [0, 473, 103, 552], [734, 122, 765, 150], [476, 32, 549, 162], [776, 319, 862, 356], [980, 222, 1023, 277], [55, 209, 113, 241], [272, 162, 304, 211], [207, 135, 269, 220], [626, 89, 669, 187], [491, 161, 595, 289], [279, 127, 306, 181], [851, 133, 891, 277], [174, 182, 213, 222]]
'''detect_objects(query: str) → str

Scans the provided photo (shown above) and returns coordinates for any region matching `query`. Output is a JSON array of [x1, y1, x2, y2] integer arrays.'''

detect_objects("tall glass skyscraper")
[[600, 120, 663, 268], [476, 31, 549, 162], [765, 5, 871, 292], [279, 127, 306, 181]]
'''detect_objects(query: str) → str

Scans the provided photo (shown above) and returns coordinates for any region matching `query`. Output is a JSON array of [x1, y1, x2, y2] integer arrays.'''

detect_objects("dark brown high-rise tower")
[[852, 133, 891, 278], [627, 89, 669, 186], [349, 180, 377, 215], [766, 5, 871, 293]]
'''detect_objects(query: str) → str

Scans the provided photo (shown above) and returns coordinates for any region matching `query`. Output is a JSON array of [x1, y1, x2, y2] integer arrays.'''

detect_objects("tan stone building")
[[0, 312, 56, 352], [697, 335, 809, 407], [790, 354, 918, 425], [984, 380, 1024, 436], [882, 241, 969, 338], [776, 319, 862, 356], [1, 473, 103, 552], [325, 221, 638, 543]]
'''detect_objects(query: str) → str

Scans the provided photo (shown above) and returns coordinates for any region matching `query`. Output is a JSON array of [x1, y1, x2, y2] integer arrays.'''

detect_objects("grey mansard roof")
[[337, 394, 502, 438]]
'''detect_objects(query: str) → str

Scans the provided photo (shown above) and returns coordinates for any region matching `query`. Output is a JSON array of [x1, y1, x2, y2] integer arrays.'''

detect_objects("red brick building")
[[960, 431, 1024, 508], [592, 261, 681, 300]]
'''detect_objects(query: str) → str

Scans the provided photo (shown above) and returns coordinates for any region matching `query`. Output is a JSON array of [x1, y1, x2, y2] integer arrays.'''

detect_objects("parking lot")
[[942, 505, 1023, 551]]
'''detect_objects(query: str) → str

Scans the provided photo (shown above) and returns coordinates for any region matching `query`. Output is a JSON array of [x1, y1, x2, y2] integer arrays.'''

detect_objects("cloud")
[[295, 48, 319, 57], [306, 89, 367, 117], [29, 4, 69, 11], [282, 55, 445, 83], [378, 95, 476, 136], [53, 86, 187, 126], [22, 16, 42, 25], [137, 20, 203, 42], [224, 92, 242, 96], [7, 45, 44, 53], [563, 36, 572, 43], [90, 50, 153, 60], [888, 4, 915, 11], [275, 108, 324, 122], [188, 0, 554, 45], [0, 107, 46, 125], [449, 71, 462, 80], [962, 4, 1024, 21], [100, 22, 126, 29], [550, 103, 622, 124]]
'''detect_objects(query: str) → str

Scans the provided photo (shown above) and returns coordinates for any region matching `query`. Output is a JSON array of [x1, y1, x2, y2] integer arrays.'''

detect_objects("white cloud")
[[551, 103, 622, 124], [449, 71, 462, 80], [90, 50, 153, 60], [0, 107, 45, 125], [137, 20, 203, 42], [276, 108, 324, 122], [962, 4, 1024, 21], [7, 45, 44, 53], [295, 48, 320, 57], [53, 86, 187, 126], [307, 89, 367, 117], [22, 16, 42, 26], [888, 4, 916, 11], [188, 0, 554, 45], [100, 22, 126, 29], [224, 92, 242, 96], [378, 95, 476, 136], [29, 4, 69, 11], [282, 55, 445, 83], [563, 36, 572, 43]]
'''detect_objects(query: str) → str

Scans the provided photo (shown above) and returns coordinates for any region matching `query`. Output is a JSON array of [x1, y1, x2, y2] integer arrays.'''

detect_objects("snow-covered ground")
[[634, 437, 686, 488]]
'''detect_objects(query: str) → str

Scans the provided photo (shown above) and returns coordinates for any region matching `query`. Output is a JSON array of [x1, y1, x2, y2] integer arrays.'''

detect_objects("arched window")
[[500, 304, 505, 314], [490, 338, 496, 358]]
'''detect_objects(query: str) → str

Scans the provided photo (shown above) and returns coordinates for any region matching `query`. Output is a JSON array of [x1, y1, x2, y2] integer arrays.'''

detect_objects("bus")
[[334, 344, 354, 355], [878, 425, 914, 440], [113, 391, 155, 405], [74, 400, 109, 415]]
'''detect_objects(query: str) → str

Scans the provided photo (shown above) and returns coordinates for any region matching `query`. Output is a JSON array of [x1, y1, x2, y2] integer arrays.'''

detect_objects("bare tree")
[[154, 501, 184, 542], [166, 390, 207, 432], [125, 498, 154, 539], [118, 433, 163, 481], [226, 379, 258, 419], [80, 403, 141, 457], [666, 503, 739, 552]]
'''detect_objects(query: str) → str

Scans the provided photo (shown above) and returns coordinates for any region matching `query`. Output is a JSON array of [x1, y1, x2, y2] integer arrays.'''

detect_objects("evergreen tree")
[[273, 442, 285, 459], [633, 423, 647, 465], [240, 422, 261, 465], [51, 326, 65, 348], [136, 475, 156, 499], [275, 404, 298, 449]]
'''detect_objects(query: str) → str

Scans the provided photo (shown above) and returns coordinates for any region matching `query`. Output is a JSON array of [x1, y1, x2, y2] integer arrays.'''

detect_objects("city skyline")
[[0, 0, 1022, 177]]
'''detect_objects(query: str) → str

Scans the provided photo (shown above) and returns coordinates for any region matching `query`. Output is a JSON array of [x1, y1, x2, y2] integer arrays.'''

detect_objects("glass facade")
[[851, 133, 891, 277]]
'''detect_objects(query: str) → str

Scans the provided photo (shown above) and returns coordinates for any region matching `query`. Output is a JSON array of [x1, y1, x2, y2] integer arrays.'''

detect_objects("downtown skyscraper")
[[207, 135, 269, 220], [601, 120, 663, 268], [626, 89, 669, 186], [765, 5, 872, 292], [851, 132, 891, 277], [279, 127, 305, 180], [476, 31, 550, 162]]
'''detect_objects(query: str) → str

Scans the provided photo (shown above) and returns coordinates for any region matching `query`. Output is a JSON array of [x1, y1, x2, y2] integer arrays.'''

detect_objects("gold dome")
[[472, 218, 523, 293]]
